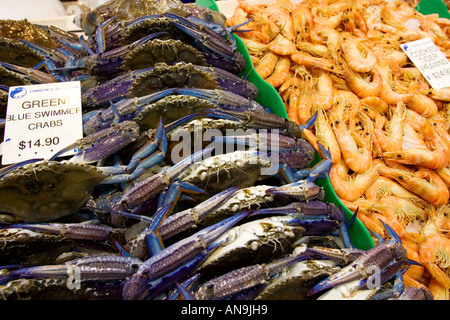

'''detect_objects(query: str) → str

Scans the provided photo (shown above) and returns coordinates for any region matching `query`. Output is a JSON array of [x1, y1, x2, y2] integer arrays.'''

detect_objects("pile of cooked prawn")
[[228, 0, 450, 299]]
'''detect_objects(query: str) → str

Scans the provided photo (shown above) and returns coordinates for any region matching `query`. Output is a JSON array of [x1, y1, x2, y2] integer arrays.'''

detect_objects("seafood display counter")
[[0, 0, 446, 300], [219, 0, 450, 300]]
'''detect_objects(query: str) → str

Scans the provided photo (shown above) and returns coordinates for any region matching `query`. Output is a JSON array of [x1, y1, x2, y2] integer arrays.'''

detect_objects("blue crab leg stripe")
[[266, 180, 322, 200], [299, 111, 318, 132], [159, 181, 208, 207], [145, 202, 176, 256], [174, 281, 196, 300], [79, 34, 96, 55], [167, 273, 202, 300], [1, 256, 142, 284], [164, 113, 200, 133], [95, 16, 117, 53], [125, 118, 166, 172], [173, 88, 262, 111]]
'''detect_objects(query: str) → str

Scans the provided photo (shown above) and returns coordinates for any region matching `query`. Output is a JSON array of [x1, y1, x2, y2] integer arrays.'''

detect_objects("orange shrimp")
[[311, 7, 343, 29], [384, 130, 449, 171], [329, 158, 383, 202], [340, 34, 377, 73], [291, 3, 313, 41], [286, 80, 301, 124], [382, 167, 450, 207], [360, 96, 389, 114], [428, 278, 450, 300], [310, 26, 342, 60], [310, 71, 334, 111], [263, 3, 295, 42], [377, 65, 414, 105], [255, 51, 279, 79], [241, 38, 268, 58], [403, 245, 425, 282], [296, 95, 313, 125], [377, 195, 428, 227], [373, 102, 405, 153], [267, 34, 297, 55], [314, 108, 341, 164], [330, 101, 373, 173], [421, 87, 450, 101], [437, 166, 450, 189], [290, 51, 341, 74], [344, 68, 382, 98], [364, 176, 429, 208], [419, 234, 450, 288], [264, 56, 291, 87], [406, 93, 439, 118]]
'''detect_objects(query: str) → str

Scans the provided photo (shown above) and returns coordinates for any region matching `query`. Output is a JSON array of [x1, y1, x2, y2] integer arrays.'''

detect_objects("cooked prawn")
[[360, 96, 389, 114], [420, 234, 450, 288], [428, 278, 450, 300], [373, 102, 405, 153], [377, 65, 414, 105], [407, 93, 439, 118], [340, 34, 377, 73], [314, 108, 341, 163], [255, 51, 279, 79], [264, 56, 291, 87], [421, 87, 450, 101], [343, 68, 383, 98], [310, 71, 334, 111], [364, 176, 429, 207], [267, 34, 297, 55], [291, 3, 313, 41], [384, 128, 449, 170], [329, 158, 383, 202], [330, 102, 373, 173], [290, 51, 342, 74], [381, 167, 450, 207]]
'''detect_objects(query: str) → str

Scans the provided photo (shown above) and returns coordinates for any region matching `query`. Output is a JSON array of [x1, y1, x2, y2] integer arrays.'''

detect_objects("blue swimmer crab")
[[81, 62, 257, 107]]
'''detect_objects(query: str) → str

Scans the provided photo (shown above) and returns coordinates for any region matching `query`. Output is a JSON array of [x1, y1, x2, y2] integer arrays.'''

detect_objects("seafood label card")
[[401, 37, 450, 90], [2, 81, 83, 165]]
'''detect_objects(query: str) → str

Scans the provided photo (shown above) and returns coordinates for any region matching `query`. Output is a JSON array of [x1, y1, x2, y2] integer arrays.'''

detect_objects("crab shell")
[[197, 215, 306, 277], [0, 161, 107, 223]]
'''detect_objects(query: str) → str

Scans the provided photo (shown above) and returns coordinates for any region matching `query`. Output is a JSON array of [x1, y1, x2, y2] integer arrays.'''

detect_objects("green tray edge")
[[195, 0, 375, 250]]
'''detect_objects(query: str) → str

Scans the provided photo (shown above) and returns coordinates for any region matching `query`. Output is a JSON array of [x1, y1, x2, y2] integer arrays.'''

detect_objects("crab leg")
[[50, 120, 140, 163], [5, 221, 116, 241], [195, 253, 317, 300], [308, 241, 408, 297], [122, 210, 252, 299], [117, 146, 213, 210], [0, 256, 142, 284]]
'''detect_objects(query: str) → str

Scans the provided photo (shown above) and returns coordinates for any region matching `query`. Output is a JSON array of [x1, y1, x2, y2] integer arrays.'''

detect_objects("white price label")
[[401, 37, 450, 90], [2, 81, 83, 165]]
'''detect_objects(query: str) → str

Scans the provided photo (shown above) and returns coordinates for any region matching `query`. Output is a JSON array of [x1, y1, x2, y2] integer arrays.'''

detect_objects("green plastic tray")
[[195, 0, 375, 250], [416, 0, 450, 18]]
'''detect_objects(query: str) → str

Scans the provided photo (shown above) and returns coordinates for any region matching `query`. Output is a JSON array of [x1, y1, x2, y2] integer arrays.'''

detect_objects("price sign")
[[2, 81, 83, 165], [401, 37, 450, 90]]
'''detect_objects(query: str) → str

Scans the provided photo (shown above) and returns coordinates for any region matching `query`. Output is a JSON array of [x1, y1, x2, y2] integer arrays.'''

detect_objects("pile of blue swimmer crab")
[[0, 0, 433, 300]]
